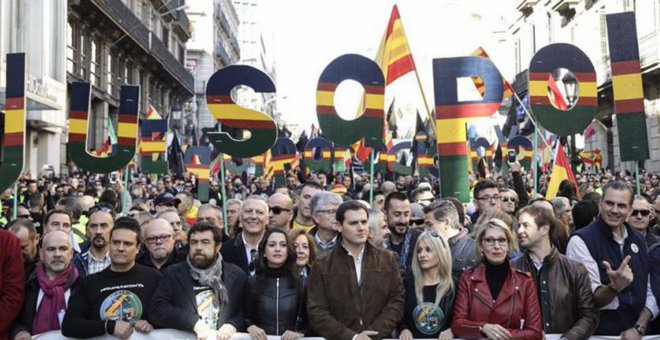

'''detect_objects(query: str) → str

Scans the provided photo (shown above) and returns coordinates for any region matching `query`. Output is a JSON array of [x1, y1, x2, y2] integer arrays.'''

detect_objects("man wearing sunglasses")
[[266, 192, 294, 233], [627, 195, 659, 248]]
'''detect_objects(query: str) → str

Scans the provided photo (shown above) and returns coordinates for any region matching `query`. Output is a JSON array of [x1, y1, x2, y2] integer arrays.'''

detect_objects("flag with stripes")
[[471, 47, 513, 100]]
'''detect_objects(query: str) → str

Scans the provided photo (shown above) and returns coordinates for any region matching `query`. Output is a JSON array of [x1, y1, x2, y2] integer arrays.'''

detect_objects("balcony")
[[87, 0, 194, 95], [215, 46, 232, 66], [517, 0, 539, 16], [551, 0, 579, 25]]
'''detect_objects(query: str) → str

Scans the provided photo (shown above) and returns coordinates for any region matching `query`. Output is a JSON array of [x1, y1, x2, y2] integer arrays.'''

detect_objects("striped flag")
[[546, 142, 579, 199], [547, 75, 568, 110], [471, 47, 514, 100], [375, 5, 416, 85], [146, 102, 162, 120]]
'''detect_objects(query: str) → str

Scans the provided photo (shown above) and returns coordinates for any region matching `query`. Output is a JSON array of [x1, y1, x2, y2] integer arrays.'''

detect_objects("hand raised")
[[602, 255, 633, 292]]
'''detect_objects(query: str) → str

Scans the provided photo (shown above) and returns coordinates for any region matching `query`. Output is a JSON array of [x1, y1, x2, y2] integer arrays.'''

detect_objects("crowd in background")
[[1, 159, 659, 340]]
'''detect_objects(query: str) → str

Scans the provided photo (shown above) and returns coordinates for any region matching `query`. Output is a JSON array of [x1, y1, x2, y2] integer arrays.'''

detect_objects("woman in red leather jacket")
[[451, 219, 543, 340]]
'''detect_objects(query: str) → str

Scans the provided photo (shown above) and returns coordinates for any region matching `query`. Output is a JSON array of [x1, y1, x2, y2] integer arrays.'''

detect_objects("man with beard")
[[221, 196, 268, 275], [62, 217, 161, 339], [7, 218, 40, 281], [11, 230, 81, 339], [150, 222, 245, 340], [266, 192, 294, 233], [567, 182, 658, 337], [137, 219, 187, 271], [384, 192, 420, 277], [72, 205, 115, 277], [292, 181, 323, 233]]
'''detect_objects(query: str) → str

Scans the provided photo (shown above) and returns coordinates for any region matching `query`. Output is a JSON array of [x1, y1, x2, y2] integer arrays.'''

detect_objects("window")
[[67, 22, 75, 75], [106, 51, 115, 95], [90, 39, 100, 87], [162, 26, 169, 48]]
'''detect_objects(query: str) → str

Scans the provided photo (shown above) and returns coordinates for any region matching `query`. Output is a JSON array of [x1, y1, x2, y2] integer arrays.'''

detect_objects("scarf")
[[187, 253, 229, 305], [33, 263, 79, 334]]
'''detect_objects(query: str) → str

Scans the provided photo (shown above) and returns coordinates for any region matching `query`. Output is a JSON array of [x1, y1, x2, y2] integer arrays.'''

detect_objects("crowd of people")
[[1, 160, 659, 340]]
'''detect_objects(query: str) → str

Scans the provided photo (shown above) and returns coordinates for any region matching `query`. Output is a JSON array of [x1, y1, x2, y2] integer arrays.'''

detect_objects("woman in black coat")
[[245, 229, 306, 339]]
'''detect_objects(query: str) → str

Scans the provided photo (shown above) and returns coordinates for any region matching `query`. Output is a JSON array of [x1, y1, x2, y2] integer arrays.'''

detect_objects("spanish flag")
[[352, 5, 418, 161], [471, 47, 513, 100], [546, 142, 579, 199]]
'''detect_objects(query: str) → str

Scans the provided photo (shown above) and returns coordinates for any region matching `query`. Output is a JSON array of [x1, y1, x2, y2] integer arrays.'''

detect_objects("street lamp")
[[563, 74, 578, 107]]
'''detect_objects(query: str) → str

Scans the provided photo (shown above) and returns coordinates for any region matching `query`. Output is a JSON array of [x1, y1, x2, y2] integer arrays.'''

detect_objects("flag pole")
[[369, 148, 375, 205], [533, 125, 538, 195], [121, 165, 130, 214], [12, 183, 18, 219], [634, 162, 641, 195], [217, 125, 229, 235]]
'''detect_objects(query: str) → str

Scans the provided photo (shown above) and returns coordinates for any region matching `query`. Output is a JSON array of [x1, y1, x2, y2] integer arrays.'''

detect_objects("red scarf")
[[32, 262, 79, 334]]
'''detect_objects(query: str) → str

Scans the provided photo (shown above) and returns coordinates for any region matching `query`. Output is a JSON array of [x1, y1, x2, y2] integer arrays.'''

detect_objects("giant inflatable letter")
[[606, 12, 649, 161], [206, 65, 277, 158], [270, 138, 299, 187], [528, 44, 597, 135], [316, 54, 384, 148], [304, 137, 334, 173], [0, 53, 26, 191], [140, 119, 168, 174], [433, 57, 503, 202], [184, 146, 211, 202], [387, 141, 413, 175], [68, 83, 139, 173]]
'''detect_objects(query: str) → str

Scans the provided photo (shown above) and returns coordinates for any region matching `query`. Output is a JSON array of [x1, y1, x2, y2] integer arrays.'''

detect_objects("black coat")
[[245, 273, 306, 335], [10, 273, 81, 337], [220, 234, 250, 274], [149, 260, 246, 332]]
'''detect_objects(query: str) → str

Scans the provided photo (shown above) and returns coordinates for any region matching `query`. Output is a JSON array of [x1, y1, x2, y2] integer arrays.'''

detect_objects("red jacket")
[[451, 262, 543, 340], [0, 229, 25, 340]]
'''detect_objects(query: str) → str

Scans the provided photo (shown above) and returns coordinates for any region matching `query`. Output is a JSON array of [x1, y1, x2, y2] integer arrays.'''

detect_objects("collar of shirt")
[[315, 232, 338, 249]]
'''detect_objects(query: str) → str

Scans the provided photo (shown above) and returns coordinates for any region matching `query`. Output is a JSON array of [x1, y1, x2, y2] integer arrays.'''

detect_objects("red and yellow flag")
[[471, 47, 513, 100], [376, 5, 416, 85], [546, 142, 579, 200]]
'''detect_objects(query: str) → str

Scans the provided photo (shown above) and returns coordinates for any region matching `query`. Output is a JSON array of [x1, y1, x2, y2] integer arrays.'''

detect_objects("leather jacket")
[[512, 247, 599, 340], [245, 272, 305, 335], [451, 261, 543, 339]]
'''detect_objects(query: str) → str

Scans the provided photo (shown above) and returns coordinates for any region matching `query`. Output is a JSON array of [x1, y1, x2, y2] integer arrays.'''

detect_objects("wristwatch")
[[633, 323, 646, 335]]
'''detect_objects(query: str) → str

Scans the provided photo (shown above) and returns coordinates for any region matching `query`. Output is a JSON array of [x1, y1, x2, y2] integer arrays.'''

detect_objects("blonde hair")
[[411, 231, 453, 309], [475, 218, 516, 258]]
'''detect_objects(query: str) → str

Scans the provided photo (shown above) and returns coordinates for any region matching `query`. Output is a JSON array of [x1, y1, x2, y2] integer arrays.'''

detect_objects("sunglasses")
[[501, 197, 516, 203], [248, 249, 257, 272], [427, 230, 447, 248], [631, 209, 651, 217], [269, 206, 291, 215], [410, 219, 425, 226]]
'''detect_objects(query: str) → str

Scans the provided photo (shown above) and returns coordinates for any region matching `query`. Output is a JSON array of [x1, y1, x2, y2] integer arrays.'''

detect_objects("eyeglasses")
[[501, 197, 516, 203], [477, 195, 501, 202], [631, 209, 651, 217], [145, 234, 172, 244], [482, 237, 509, 247], [410, 219, 425, 226], [427, 231, 447, 248], [89, 205, 115, 217], [269, 206, 291, 215], [248, 249, 257, 272], [17, 214, 32, 219]]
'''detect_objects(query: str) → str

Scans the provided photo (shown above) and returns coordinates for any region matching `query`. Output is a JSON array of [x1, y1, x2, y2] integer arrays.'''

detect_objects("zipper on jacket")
[[276, 278, 280, 335]]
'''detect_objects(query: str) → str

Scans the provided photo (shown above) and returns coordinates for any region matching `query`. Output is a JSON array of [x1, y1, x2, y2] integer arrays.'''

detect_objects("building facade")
[[185, 0, 240, 140], [502, 0, 660, 172], [0, 0, 68, 176], [66, 0, 193, 172]]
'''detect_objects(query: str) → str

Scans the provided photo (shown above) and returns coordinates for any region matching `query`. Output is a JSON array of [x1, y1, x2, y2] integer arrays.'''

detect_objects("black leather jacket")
[[245, 271, 306, 335]]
